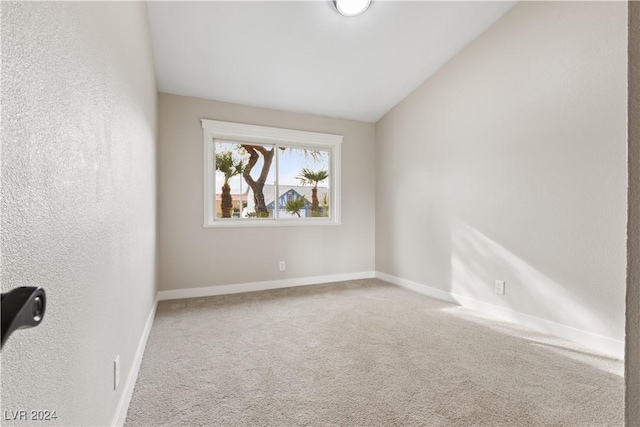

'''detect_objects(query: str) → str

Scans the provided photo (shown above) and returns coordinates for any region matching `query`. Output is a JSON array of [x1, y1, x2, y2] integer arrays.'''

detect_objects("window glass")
[[277, 147, 330, 219]]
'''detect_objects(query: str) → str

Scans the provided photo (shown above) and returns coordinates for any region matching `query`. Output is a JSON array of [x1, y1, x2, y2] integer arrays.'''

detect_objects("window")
[[202, 119, 342, 227]]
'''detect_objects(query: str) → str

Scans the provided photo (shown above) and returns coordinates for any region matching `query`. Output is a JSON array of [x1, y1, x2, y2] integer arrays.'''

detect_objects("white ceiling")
[[146, 1, 516, 122]]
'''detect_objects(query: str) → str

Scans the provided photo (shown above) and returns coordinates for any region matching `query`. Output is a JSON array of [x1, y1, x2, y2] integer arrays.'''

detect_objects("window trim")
[[202, 119, 343, 227]]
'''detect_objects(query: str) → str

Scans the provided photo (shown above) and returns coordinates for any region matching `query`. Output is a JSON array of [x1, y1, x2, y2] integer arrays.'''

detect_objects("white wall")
[[1, 2, 157, 426], [376, 1, 627, 354], [158, 93, 375, 291], [627, 2, 640, 424]]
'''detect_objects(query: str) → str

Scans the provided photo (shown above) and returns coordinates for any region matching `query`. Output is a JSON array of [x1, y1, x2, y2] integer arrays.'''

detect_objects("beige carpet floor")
[[125, 279, 623, 426]]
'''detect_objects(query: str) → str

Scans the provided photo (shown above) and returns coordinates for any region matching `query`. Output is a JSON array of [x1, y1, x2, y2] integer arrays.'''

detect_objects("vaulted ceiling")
[[146, 1, 516, 122]]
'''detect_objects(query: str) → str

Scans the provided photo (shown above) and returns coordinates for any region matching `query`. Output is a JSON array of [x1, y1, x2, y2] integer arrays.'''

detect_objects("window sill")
[[203, 219, 341, 228]]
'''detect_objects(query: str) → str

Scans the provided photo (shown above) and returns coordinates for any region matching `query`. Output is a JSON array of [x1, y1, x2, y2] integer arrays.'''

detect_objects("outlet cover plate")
[[114, 355, 120, 390]]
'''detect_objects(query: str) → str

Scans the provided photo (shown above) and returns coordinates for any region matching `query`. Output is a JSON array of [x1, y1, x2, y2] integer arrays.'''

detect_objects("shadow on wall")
[[450, 219, 616, 343]]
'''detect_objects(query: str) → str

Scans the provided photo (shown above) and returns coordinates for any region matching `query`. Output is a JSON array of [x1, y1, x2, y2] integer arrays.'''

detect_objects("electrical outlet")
[[279, 261, 286, 271], [114, 355, 120, 391], [495, 280, 505, 295]]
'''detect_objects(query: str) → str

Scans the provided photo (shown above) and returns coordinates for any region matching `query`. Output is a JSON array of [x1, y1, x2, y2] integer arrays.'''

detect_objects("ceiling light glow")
[[333, 0, 371, 17]]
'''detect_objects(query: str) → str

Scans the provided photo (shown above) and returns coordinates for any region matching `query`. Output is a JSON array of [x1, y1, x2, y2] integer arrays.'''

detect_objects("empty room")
[[1, 1, 639, 426]]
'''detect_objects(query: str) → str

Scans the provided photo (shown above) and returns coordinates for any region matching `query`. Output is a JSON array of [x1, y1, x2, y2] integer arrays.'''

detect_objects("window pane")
[[214, 141, 245, 219], [214, 141, 275, 219], [278, 147, 330, 219]]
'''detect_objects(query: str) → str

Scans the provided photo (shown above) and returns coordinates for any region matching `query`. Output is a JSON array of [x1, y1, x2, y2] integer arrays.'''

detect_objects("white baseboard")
[[450, 292, 624, 360], [157, 271, 377, 301], [112, 297, 158, 427], [375, 271, 458, 304], [375, 271, 624, 360]]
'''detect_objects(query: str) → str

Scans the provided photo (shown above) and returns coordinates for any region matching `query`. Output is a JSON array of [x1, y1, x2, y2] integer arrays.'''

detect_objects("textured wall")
[[1, 2, 157, 426], [627, 2, 640, 424], [158, 93, 375, 291], [376, 1, 627, 347]]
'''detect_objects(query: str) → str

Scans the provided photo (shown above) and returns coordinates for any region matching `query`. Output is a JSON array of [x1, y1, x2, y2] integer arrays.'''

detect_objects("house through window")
[[202, 120, 342, 227]]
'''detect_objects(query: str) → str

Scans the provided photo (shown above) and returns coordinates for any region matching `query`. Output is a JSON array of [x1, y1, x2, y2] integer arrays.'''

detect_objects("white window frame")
[[202, 119, 342, 227]]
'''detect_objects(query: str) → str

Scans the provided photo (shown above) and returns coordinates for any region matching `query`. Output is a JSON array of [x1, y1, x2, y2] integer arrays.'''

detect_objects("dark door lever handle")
[[1, 287, 46, 349]]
